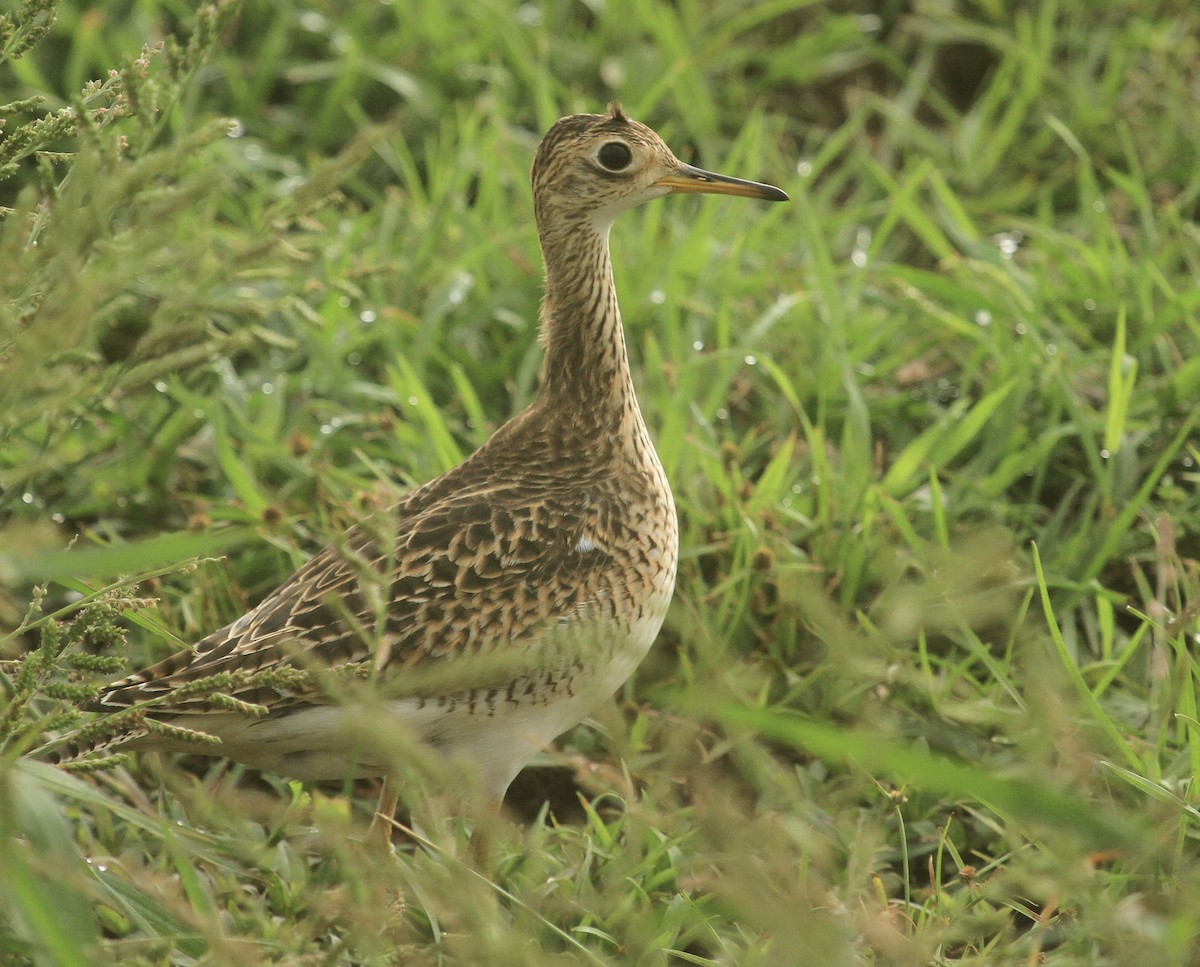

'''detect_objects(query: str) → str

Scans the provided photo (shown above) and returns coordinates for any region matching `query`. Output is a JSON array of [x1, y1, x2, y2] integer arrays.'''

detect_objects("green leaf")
[[1, 529, 253, 584], [716, 703, 1139, 850]]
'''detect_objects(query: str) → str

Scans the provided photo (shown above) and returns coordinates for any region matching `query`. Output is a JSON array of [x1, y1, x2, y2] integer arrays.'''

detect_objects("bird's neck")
[[535, 218, 640, 423]]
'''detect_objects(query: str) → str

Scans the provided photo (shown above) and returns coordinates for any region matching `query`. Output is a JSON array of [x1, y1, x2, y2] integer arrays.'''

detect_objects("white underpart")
[[162, 595, 674, 799]]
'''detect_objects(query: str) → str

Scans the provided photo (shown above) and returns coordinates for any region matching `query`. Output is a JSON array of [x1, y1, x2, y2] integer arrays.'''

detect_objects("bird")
[[65, 103, 788, 817]]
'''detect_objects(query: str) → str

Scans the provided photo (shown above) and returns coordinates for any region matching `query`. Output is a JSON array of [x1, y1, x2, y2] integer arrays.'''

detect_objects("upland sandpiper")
[[71, 104, 788, 812]]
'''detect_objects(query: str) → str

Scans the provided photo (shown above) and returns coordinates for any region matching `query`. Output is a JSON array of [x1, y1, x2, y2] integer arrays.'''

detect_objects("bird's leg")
[[367, 775, 400, 848], [463, 792, 509, 867]]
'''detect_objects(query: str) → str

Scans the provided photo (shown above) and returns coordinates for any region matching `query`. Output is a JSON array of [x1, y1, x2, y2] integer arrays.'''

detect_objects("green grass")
[[3, 0, 1200, 963]]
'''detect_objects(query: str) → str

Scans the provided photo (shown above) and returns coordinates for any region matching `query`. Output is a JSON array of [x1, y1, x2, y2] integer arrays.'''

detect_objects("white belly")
[[174, 595, 672, 798]]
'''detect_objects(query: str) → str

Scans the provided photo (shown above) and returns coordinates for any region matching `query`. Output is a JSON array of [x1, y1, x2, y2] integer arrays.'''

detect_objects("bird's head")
[[531, 103, 788, 229]]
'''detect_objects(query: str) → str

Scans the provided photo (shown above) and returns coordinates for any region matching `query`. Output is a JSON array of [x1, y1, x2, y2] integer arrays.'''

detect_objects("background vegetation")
[[3, 0, 1200, 963]]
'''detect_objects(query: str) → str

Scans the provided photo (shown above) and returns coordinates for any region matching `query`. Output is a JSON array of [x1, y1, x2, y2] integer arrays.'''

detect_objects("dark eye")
[[597, 141, 633, 171]]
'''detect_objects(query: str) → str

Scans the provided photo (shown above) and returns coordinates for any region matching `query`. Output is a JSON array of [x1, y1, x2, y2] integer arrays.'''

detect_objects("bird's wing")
[[93, 484, 618, 713]]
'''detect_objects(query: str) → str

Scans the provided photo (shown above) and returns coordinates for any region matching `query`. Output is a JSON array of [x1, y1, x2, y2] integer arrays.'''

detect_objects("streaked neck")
[[536, 218, 638, 417]]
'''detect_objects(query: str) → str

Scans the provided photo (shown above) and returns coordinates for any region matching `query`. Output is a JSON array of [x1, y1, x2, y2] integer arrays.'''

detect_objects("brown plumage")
[[75, 104, 788, 801]]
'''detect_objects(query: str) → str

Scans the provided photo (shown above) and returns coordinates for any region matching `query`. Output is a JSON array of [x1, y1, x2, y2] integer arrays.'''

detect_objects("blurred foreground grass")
[[3, 0, 1200, 964]]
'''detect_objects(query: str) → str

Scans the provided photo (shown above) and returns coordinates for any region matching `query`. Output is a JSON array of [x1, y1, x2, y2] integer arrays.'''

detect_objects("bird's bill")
[[655, 162, 789, 202]]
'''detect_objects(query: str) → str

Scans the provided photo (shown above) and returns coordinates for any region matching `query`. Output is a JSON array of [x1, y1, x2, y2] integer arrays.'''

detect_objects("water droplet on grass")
[[851, 226, 871, 267], [447, 271, 473, 306], [993, 231, 1023, 259]]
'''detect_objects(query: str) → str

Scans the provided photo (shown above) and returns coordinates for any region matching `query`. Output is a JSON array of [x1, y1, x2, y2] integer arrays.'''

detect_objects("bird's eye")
[[597, 141, 633, 171]]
